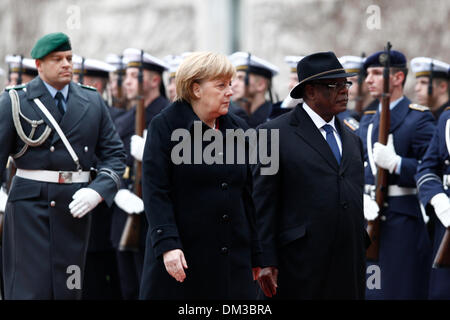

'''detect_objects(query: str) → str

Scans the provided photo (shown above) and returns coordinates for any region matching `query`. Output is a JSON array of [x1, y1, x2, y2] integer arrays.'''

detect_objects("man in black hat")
[[358, 50, 435, 299], [0, 32, 126, 299], [253, 51, 368, 299]]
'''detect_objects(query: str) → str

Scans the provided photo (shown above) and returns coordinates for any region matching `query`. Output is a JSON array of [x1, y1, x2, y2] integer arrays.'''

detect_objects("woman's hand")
[[163, 249, 188, 282], [257, 266, 278, 298]]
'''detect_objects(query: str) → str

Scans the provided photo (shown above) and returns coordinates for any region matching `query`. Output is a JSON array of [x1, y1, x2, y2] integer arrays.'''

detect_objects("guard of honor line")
[[0, 31, 449, 300]]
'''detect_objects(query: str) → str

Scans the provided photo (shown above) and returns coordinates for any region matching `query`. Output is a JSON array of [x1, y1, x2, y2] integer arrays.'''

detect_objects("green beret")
[[30, 32, 72, 59]]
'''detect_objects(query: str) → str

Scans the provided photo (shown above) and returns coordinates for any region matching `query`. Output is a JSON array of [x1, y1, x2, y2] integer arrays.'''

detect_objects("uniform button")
[[84, 146, 88, 153], [222, 214, 229, 221], [50, 146, 55, 152], [221, 182, 228, 190], [364, 161, 368, 167], [446, 160, 450, 165], [380, 215, 387, 221], [156, 229, 163, 235], [50, 201, 56, 207], [221, 247, 228, 254]]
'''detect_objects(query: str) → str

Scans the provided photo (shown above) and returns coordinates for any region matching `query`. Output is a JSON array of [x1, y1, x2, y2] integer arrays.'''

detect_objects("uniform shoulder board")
[[77, 83, 97, 91], [5, 84, 26, 91], [343, 117, 360, 131], [409, 103, 429, 112], [445, 106, 450, 111], [363, 110, 376, 115]]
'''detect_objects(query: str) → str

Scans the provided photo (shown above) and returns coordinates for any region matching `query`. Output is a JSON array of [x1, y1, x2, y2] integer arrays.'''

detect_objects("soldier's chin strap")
[[9, 89, 52, 158]]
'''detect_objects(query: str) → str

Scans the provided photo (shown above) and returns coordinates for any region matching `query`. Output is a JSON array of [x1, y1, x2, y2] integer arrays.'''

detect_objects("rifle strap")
[[32, 96, 82, 171], [367, 123, 377, 177]]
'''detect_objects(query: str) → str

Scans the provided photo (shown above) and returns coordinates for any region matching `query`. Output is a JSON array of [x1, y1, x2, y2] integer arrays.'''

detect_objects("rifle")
[[355, 52, 366, 116], [115, 55, 127, 110], [433, 228, 450, 268], [366, 42, 392, 261], [433, 117, 450, 267], [427, 60, 434, 109], [237, 52, 252, 115], [119, 50, 144, 252]]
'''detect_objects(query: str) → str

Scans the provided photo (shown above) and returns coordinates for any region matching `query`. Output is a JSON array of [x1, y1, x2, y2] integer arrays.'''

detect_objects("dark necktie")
[[323, 124, 341, 164], [55, 91, 65, 116]]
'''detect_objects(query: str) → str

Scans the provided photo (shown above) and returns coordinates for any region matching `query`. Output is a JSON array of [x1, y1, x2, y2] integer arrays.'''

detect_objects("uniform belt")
[[364, 184, 417, 197], [16, 169, 90, 184]]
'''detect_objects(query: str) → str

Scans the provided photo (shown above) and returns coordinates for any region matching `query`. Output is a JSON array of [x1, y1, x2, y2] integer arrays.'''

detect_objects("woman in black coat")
[[139, 52, 261, 300]]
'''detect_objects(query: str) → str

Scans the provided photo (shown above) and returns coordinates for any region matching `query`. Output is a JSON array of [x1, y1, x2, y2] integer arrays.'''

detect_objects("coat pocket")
[[7, 179, 42, 202], [277, 224, 307, 248]]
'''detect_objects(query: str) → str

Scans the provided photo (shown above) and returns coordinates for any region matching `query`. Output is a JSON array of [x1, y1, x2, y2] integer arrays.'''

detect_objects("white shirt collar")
[[42, 80, 69, 101], [302, 101, 338, 133], [378, 95, 405, 111]]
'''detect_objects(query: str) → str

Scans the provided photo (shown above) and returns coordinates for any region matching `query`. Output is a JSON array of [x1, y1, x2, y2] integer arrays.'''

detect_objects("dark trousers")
[[82, 251, 122, 300], [116, 250, 144, 300]]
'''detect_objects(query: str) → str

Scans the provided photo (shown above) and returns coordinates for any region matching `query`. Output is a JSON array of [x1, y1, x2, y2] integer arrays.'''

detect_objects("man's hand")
[[363, 194, 379, 221], [69, 188, 103, 218], [373, 134, 401, 174], [114, 189, 144, 214], [431, 193, 450, 228], [257, 266, 278, 298], [0, 187, 7, 212], [163, 249, 188, 282], [130, 130, 147, 162]]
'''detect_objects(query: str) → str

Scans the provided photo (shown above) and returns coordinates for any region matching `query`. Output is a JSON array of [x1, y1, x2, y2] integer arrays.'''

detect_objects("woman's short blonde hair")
[[175, 52, 236, 103]]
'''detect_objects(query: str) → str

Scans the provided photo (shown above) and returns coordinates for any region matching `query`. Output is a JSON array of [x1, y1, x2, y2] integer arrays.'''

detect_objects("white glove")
[[69, 188, 103, 218], [114, 189, 144, 214], [130, 129, 147, 162], [430, 193, 450, 227], [373, 134, 401, 174], [0, 187, 8, 212], [363, 194, 379, 221]]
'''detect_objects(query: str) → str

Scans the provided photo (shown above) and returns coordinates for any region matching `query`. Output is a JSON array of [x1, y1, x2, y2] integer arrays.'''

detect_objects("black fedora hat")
[[290, 51, 357, 99]]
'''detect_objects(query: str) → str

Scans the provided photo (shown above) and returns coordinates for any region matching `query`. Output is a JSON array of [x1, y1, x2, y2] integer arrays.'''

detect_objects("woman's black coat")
[[139, 100, 261, 300]]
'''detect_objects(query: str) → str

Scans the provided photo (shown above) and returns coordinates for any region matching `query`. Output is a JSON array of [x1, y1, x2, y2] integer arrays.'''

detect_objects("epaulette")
[[363, 110, 376, 115], [343, 117, 360, 131], [445, 106, 450, 111], [5, 84, 26, 91], [409, 103, 429, 112], [77, 83, 97, 91]]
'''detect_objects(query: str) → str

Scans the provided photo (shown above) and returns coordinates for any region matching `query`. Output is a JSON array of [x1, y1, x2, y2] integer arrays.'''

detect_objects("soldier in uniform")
[[4, 55, 38, 86], [163, 54, 184, 103], [415, 63, 450, 300], [228, 52, 279, 128], [110, 48, 170, 299], [0, 32, 126, 299], [358, 50, 436, 299], [411, 57, 450, 120], [105, 54, 130, 113], [337, 55, 372, 129], [269, 56, 303, 119], [69, 56, 122, 299]]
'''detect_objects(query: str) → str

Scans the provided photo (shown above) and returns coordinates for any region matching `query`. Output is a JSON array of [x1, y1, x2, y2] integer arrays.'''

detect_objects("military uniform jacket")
[[252, 104, 368, 299], [416, 103, 450, 299], [139, 100, 261, 300], [357, 96, 435, 299], [0, 76, 126, 299], [110, 96, 169, 249]]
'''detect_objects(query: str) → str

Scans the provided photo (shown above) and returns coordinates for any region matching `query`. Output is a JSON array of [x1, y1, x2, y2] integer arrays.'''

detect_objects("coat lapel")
[[26, 77, 62, 128], [52, 82, 89, 144], [370, 96, 410, 145], [291, 105, 339, 171], [336, 118, 353, 173]]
